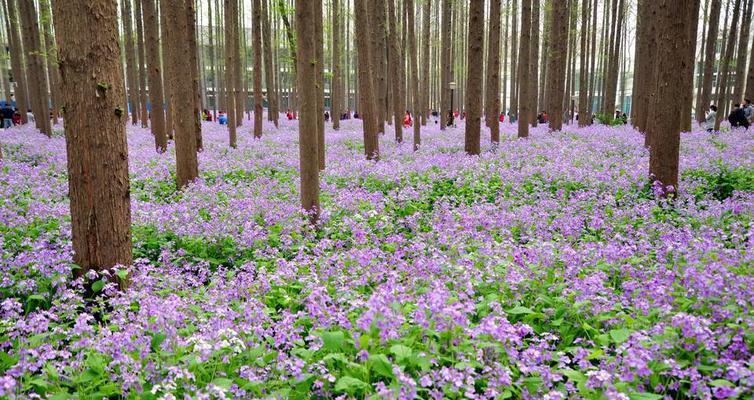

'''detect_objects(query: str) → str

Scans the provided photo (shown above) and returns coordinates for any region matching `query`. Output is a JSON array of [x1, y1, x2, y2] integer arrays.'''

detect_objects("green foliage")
[[594, 112, 626, 127], [683, 165, 754, 201]]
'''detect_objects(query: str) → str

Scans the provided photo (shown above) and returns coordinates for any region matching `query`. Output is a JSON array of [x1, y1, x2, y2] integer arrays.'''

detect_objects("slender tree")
[[315, 1, 325, 170], [355, 0, 379, 159], [714, 0, 741, 130], [4, 0, 28, 124], [253, 0, 263, 138], [52, 0, 132, 283], [485, 0, 502, 143], [421, 0, 431, 126], [134, 0, 149, 128], [121, 0, 140, 125], [518, 0, 532, 138], [578, 0, 590, 127], [545, 0, 568, 131], [528, 0, 540, 126], [732, 0, 752, 104], [464, 0, 484, 153], [440, 0, 453, 128], [18, 0, 52, 136], [225, 0, 238, 147], [388, 0, 405, 143], [647, 0, 699, 193], [332, 0, 342, 130], [143, 0, 167, 152], [407, 0, 421, 150], [262, 0, 279, 127]]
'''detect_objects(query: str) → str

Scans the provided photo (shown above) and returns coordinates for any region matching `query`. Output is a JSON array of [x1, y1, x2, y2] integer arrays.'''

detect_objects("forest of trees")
[[0, 0, 752, 276]]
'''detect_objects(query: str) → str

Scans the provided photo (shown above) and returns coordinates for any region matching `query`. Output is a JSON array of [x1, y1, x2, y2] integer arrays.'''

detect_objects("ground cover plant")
[[1, 119, 753, 399]]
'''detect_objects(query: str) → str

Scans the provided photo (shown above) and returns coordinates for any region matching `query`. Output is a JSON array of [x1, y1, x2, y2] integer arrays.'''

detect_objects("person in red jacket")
[[403, 111, 412, 128], [499, 112, 505, 123]]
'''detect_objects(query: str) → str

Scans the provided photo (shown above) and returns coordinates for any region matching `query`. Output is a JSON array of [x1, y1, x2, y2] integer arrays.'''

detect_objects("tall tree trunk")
[[315, 1, 325, 170], [485, 0, 501, 143], [714, 0, 742, 130], [695, 0, 709, 124], [331, 0, 341, 130], [545, 0, 568, 131], [18, 0, 52, 136], [186, 0, 203, 151], [407, 0, 420, 150], [135, 0, 149, 128], [440, 0, 453, 128], [52, 0, 132, 282], [388, 0, 405, 143], [164, 0, 199, 188], [39, 0, 61, 126], [578, 0, 590, 127], [464, 0, 483, 154], [295, 0, 320, 223], [680, 0, 702, 131], [510, 0, 518, 121], [225, 0, 238, 147], [207, 0, 217, 117], [632, 0, 661, 134], [262, 0, 278, 127], [517, 0, 532, 138], [143, 0, 167, 152], [647, 0, 698, 193], [369, 0, 387, 132], [4, 0, 28, 123], [253, 0, 263, 138], [160, 1, 175, 139], [121, 0, 140, 125], [355, 0, 379, 159], [732, 0, 752, 104], [528, 0, 540, 126], [420, 0, 431, 126], [586, 0, 598, 122]]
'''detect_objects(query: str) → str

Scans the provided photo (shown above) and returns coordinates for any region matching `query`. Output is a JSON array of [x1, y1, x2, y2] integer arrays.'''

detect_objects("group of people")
[[1, 104, 34, 129], [704, 99, 752, 131]]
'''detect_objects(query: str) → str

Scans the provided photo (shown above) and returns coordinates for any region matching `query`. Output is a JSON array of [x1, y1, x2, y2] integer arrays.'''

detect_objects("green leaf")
[[389, 344, 413, 361], [151, 332, 167, 352], [320, 331, 345, 352], [211, 378, 233, 390], [628, 393, 664, 400], [91, 280, 106, 293], [507, 306, 534, 315], [609, 328, 632, 344], [709, 379, 734, 388], [116, 270, 129, 281], [334, 376, 368, 394], [368, 354, 394, 378]]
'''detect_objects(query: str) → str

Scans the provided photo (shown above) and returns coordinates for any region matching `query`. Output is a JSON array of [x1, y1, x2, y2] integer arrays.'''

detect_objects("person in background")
[[353, 110, 360, 119], [26, 109, 35, 123], [743, 99, 753, 124], [704, 105, 717, 132], [12, 109, 21, 125], [218, 111, 228, 125], [286, 109, 294, 120], [324, 111, 330, 122], [2, 104, 13, 129], [403, 111, 412, 128], [446, 110, 454, 127], [728, 104, 749, 129], [499, 112, 505, 123], [621, 113, 628, 124]]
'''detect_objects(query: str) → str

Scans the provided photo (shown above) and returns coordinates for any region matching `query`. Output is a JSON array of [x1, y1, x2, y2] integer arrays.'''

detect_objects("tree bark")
[[407, 0, 420, 150], [714, 0, 741, 130], [485, 0, 501, 143], [4, 0, 28, 123], [134, 0, 149, 128], [528, 0, 540, 126], [578, 0, 590, 127], [647, 0, 698, 193], [186, 0, 203, 151], [52, 0, 132, 282], [143, 0, 167, 152], [680, 0, 702, 131], [517, 0, 532, 138], [121, 0, 140, 125], [420, 0, 431, 126], [39, 0, 61, 126], [315, 1, 325, 170], [225, 0, 238, 147], [369, 0, 388, 132], [355, 0, 379, 160], [732, 0, 752, 104], [331, 0, 341, 130], [464, 0, 484, 153], [18, 0, 52, 136], [253, 0, 263, 138], [440, 0, 452, 128], [510, 0, 518, 121], [388, 0, 405, 143], [261, 0, 278, 127], [544, 0, 568, 131], [164, 0, 199, 188]]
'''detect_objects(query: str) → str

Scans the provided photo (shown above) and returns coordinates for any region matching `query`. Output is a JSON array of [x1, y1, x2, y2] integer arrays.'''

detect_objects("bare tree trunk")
[[186, 0, 203, 151], [160, 1, 175, 140], [355, 0, 379, 159], [52, 0, 132, 283], [517, 0, 531, 138], [261, 0, 278, 127], [163, 0, 199, 188], [332, 0, 341, 130], [420, 0, 430, 126], [502, 0, 509, 119], [528, 0, 540, 126], [464, 0, 484, 152], [485, 0, 501, 143], [586, 0, 598, 122], [545, 0, 568, 131], [121, 0, 140, 125], [733, 0, 752, 104], [369, 0, 387, 132], [225, 0, 238, 147], [510, 0, 518, 121], [135, 0, 149, 128], [40, 0, 61, 126], [4, 0, 28, 123], [143, 0, 167, 152], [407, 0, 420, 150], [648, 0, 699, 193], [578, 0, 590, 127], [253, 0, 263, 138], [388, 0, 404, 143], [315, 1, 325, 170], [680, 0, 702, 131], [295, 0, 320, 223], [18, 0, 52, 136], [207, 0, 217, 117], [632, 0, 660, 134], [714, 0, 741, 130]]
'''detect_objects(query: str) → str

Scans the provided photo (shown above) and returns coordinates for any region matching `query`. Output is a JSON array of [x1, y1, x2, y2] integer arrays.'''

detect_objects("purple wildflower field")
[[1, 117, 753, 399]]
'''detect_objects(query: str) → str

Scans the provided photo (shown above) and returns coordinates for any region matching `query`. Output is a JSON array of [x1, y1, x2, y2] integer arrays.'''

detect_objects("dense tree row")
[[0, 0, 751, 282]]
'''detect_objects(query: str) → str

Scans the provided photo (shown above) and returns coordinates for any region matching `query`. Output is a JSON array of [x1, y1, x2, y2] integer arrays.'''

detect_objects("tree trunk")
[[186, 0, 203, 151], [164, 0, 199, 188], [440, 0, 452, 128], [517, 0, 532, 138], [160, 1, 175, 139], [510, 0, 518, 121], [647, 0, 698, 193], [121, 0, 140, 125], [52, 0, 132, 282], [680, 0, 702, 131], [143, 0, 167, 152], [632, 0, 661, 134], [295, 0, 320, 223], [407, 0, 420, 150], [253, 0, 263, 138], [545, 0, 568, 131], [18, 0, 52, 136], [369, 0, 387, 132], [332, 0, 341, 130], [4, 0, 28, 124], [315, 1, 325, 170], [134, 0, 149, 128], [261, 0, 278, 127], [578, 0, 590, 127], [420, 0, 431, 126], [388, 0, 404, 143], [464, 0, 484, 153], [225, 0, 238, 147], [714, 0, 741, 130], [485, 0, 501, 143], [732, 0, 752, 104], [39, 0, 61, 126], [528, 0, 540, 126], [355, 0, 379, 159], [207, 0, 217, 117]]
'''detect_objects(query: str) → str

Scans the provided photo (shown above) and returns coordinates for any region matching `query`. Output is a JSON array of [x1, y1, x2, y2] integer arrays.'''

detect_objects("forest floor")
[[1, 117, 753, 399]]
